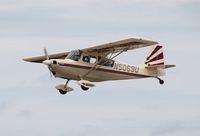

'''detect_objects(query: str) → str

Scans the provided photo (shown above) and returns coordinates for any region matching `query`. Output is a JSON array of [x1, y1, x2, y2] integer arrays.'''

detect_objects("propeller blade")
[[43, 48, 55, 79], [44, 47, 49, 60]]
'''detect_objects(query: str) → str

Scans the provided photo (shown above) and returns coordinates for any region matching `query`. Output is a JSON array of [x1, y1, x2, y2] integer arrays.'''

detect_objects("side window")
[[107, 60, 114, 67], [82, 56, 97, 64], [99, 59, 114, 67], [90, 56, 96, 64]]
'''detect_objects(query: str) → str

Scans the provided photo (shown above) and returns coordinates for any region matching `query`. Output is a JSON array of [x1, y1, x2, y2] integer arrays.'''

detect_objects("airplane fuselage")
[[51, 59, 160, 82]]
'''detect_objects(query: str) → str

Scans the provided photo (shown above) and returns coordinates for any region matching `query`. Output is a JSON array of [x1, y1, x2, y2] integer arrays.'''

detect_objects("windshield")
[[66, 50, 81, 61]]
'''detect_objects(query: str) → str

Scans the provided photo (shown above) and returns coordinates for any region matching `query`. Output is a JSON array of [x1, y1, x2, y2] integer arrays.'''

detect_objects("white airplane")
[[24, 38, 175, 95]]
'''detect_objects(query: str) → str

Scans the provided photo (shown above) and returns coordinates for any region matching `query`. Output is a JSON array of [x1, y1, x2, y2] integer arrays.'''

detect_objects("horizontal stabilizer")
[[145, 64, 176, 69], [164, 64, 176, 69]]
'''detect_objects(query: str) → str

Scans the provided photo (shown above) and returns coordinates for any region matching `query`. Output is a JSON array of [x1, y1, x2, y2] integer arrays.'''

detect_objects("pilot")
[[83, 56, 90, 63]]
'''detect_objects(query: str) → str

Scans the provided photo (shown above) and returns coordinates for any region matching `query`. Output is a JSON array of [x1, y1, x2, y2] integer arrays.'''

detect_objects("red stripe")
[[147, 46, 162, 60], [59, 63, 151, 78], [146, 52, 164, 63]]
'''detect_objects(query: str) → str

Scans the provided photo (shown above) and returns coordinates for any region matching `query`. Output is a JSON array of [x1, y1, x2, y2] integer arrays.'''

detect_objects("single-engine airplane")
[[23, 38, 175, 95]]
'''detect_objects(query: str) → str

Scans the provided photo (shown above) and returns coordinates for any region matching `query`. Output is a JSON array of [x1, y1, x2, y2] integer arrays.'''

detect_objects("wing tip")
[[128, 37, 158, 45], [23, 58, 30, 62], [22, 57, 44, 63]]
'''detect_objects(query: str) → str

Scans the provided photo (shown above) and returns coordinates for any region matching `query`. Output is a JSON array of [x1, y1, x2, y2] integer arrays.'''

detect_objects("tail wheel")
[[81, 85, 89, 91], [159, 79, 164, 85], [155, 77, 164, 85]]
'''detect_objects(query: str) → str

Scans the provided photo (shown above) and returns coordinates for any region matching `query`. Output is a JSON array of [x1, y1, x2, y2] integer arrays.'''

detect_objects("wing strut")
[[82, 49, 126, 79]]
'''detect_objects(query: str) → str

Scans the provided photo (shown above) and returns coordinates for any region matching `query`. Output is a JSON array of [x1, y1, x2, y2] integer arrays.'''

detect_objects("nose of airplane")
[[43, 60, 51, 65]]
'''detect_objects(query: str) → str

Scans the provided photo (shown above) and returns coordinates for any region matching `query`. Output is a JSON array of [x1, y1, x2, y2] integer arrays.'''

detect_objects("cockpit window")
[[66, 50, 81, 61]]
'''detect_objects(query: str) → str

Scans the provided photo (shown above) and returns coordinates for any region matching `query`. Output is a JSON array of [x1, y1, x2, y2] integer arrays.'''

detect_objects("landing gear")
[[78, 80, 94, 91], [58, 79, 69, 95], [156, 77, 164, 85], [58, 79, 70, 95], [55, 79, 74, 95], [81, 85, 89, 91], [64, 79, 70, 89]]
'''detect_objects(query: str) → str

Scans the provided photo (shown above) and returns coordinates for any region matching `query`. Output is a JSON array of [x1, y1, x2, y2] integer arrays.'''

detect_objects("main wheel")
[[159, 79, 164, 85], [59, 89, 67, 95], [81, 85, 89, 91]]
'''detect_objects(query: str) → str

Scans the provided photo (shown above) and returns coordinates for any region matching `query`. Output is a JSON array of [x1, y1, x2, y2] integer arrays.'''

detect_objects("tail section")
[[143, 45, 175, 84], [144, 45, 176, 70], [145, 45, 165, 68]]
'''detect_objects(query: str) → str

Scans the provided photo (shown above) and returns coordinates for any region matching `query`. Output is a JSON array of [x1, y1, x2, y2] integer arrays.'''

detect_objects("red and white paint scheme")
[[24, 38, 175, 95], [145, 45, 164, 67]]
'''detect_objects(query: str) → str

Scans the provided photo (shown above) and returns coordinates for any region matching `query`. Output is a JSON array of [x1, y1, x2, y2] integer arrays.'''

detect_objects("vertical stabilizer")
[[145, 45, 165, 67]]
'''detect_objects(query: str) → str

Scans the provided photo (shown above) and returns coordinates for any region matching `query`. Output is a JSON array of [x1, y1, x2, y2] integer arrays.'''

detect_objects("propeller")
[[43, 48, 54, 78]]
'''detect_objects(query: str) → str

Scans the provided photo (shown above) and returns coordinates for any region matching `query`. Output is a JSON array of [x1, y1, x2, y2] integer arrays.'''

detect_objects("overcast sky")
[[0, 0, 200, 136]]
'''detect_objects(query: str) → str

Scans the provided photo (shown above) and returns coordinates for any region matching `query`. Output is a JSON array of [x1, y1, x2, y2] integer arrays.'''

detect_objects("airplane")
[[23, 38, 175, 95]]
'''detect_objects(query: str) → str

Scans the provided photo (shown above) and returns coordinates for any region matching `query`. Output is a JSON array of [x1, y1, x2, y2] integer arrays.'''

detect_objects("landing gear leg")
[[155, 77, 164, 85], [64, 79, 70, 89], [58, 79, 70, 95]]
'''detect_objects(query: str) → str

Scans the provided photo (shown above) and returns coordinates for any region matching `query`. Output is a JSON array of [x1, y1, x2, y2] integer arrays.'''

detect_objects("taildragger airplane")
[[23, 38, 175, 95]]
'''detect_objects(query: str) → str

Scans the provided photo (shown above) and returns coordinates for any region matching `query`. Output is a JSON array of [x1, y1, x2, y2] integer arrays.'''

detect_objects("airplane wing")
[[82, 38, 158, 55], [23, 52, 69, 63], [23, 38, 158, 63]]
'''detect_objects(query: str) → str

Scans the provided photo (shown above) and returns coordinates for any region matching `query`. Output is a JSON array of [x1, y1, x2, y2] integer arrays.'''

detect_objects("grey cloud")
[[0, 102, 8, 113], [151, 122, 183, 136], [17, 109, 32, 117], [150, 121, 200, 136], [0, 0, 199, 38]]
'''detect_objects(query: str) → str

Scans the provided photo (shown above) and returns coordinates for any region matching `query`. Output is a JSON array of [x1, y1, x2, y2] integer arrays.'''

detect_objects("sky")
[[0, 0, 200, 136]]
